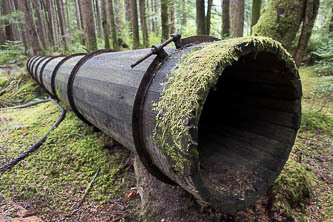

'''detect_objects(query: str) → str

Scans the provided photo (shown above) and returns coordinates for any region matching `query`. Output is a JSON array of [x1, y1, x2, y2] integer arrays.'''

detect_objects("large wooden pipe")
[[27, 36, 302, 212]]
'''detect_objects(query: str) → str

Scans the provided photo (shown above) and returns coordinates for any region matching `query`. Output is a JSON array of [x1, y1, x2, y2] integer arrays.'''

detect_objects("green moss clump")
[[252, 0, 305, 50], [301, 110, 333, 133], [0, 102, 131, 214], [153, 37, 297, 174]]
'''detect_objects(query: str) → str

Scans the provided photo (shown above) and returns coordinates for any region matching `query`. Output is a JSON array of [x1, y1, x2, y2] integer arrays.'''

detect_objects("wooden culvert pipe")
[[27, 36, 302, 212]]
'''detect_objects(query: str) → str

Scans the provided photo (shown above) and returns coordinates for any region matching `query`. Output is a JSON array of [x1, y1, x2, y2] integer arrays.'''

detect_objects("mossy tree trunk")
[[196, 0, 205, 35], [205, 0, 213, 35], [101, 0, 110, 49], [252, 0, 306, 50], [80, 0, 98, 51], [230, 0, 245, 37], [222, 0, 230, 37], [293, 0, 320, 66], [251, 0, 262, 29]]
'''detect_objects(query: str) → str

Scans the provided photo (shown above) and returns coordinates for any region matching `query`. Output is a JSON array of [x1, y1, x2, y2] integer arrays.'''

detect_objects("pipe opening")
[[198, 51, 300, 201]]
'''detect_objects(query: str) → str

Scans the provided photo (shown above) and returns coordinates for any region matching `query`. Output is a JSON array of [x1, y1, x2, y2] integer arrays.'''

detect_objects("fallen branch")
[[71, 167, 101, 215], [0, 99, 66, 172]]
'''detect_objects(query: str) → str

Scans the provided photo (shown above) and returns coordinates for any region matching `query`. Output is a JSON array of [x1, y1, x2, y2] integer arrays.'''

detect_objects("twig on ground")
[[71, 167, 101, 216]]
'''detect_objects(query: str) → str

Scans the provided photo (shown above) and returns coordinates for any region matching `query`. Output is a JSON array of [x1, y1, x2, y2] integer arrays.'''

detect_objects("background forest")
[[0, 0, 332, 221]]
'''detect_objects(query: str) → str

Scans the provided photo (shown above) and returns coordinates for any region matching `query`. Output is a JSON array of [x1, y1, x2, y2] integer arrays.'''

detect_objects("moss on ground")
[[153, 36, 296, 174], [0, 101, 133, 216]]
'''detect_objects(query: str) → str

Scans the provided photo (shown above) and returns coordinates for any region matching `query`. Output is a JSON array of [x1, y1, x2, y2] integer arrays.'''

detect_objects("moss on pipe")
[[153, 36, 298, 174]]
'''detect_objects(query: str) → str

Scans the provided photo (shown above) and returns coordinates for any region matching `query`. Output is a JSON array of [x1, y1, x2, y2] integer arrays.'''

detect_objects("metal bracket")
[[130, 32, 182, 68]]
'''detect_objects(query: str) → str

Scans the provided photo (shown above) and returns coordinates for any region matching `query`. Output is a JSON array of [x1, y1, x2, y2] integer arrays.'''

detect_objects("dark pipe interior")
[[198, 51, 299, 198]]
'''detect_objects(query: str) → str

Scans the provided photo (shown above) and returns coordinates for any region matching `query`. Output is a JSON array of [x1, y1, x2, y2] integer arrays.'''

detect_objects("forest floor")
[[0, 61, 332, 221]]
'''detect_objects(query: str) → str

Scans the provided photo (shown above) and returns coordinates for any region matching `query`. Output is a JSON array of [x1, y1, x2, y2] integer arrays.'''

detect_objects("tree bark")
[[101, 0, 110, 49], [80, 0, 98, 51], [56, 0, 69, 51], [251, 0, 262, 28], [205, 0, 213, 35], [182, 0, 188, 27], [32, 0, 48, 50], [95, 0, 103, 38], [45, 0, 57, 46], [125, 0, 132, 33], [22, 0, 42, 55], [130, 0, 140, 49], [196, 0, 205, 35], [293, 0, 320, 66], [114, 0, 123, 33], [13, 0, 28, 53], [222, 0, 230, 37], [169, 0, 176, 34], [230, 0, 244, 37], [252, 0, 306, 50], [139, 0, 149, 48], [2, 0, 16, 41], [161, 0, 169, 41], [108, 0, 119, 50], [151, 0, 157, 33]]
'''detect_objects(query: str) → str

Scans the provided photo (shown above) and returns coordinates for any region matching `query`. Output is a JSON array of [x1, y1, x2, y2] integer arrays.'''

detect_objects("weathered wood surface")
[[28, 39, 302, 212]]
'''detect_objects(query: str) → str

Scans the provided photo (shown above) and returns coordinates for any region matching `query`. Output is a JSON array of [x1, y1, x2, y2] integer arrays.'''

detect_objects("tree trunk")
[[293, 0, 320, 66], [80, 0, 98, 51], [32, 0, 48, 50], [45, 0, 56, 46], [114, 0, 123, 33], [151, 0, 157, 33], [169, 0, 176, 34], [230, 0, 244, 37], [95, 0, 103, 38], [13, 0, 28, 53], [161, 0, 169, 41], [222, 0, 230, 37], [139, 0, 149, 48], [205, 0, 213, 35], [252, 0, 306, 50], [130, 0, 140, 49], [125, 0, 132, 34], [182, 0, 188, 27], [2, 0, 16, 41], [196, 0, 205, 35], [251, 0, 262, 29], [101, 0, 110, 49], [56, 0, 68, 51], [108, 0, 119, 50], [22, 0, 42, 55]]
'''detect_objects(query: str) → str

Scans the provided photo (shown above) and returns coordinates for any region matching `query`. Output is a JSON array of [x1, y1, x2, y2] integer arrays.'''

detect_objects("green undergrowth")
[[272, 110, 333, 221], [0, 102, 132, 215]]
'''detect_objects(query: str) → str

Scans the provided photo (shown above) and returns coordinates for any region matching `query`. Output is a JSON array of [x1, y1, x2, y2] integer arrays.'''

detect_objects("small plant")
[[310, 76, 333, 112], [313, 36, 333, 76]]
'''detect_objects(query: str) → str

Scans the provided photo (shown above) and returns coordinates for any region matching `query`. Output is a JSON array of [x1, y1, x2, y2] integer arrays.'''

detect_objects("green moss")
[[252, 0, 305, 50], [301, 110, 333, 133], [0, 102, 131, 214], [153, 37, 297, 174]]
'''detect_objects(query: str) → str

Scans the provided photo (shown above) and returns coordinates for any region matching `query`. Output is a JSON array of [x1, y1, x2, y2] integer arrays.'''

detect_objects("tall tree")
[[32, 0, 48, 50], [222, 0, 230, 37], [252, 0, 306, 50], [251, 0, 262, 28], [22, 0, 42, 55], [161, 0, 169, 41], [130, 0, 140, 49], [139, 0, 149, 47], [182, 0, 188, 27], [101, 0, 110, 49], [151, 0, 157, 33], [205, 0, 213, 35], [169, 0, 176, 34], [80, 0, 98, 51], [108, 0, 119, 50], [56, 0, 69, 50], [45, 0, 57, 46], [95, 0, 103, 38], [293, 0, 320, 66], [196, 0, 205, 35], [13, 0, 28, 52], [2, 0, 17, 41], [230, 0, 245, 37]]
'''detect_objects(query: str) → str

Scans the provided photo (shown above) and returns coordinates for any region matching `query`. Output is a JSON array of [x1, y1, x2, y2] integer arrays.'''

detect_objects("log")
[[27, 35, 302, 212]]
